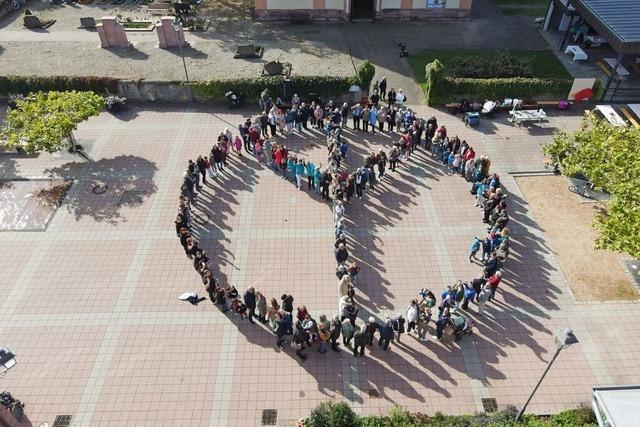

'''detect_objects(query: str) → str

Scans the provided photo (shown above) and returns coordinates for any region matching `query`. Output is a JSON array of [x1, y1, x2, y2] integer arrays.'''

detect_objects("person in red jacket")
[[487, 270, 502, 301]]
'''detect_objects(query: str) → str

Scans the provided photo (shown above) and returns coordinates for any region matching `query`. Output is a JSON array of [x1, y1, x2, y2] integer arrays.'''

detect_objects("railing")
[[601, 86, 640, 104]]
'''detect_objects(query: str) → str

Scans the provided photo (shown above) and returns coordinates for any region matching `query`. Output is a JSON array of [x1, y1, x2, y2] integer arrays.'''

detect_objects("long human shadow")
[[43, 155, 158, 225]]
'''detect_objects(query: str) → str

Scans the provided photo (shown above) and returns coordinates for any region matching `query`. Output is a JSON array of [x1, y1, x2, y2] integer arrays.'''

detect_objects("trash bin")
[[349, 85, 361, 103]]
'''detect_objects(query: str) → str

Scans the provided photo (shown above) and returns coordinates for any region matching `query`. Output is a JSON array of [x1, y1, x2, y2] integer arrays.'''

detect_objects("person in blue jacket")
[[369, 106, 378, 134], [305, 160, 316, 190]]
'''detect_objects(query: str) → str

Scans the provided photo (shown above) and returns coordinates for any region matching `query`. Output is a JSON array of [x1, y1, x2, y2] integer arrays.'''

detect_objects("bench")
[[596, 61, 613, 77], [24, 15, 56, 29], [620, 107, 640, 128]]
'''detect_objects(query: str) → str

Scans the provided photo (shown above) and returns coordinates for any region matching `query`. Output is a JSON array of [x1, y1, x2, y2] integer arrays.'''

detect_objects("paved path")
[[0, 1, 549, 81], [1, 88, 639, 427]]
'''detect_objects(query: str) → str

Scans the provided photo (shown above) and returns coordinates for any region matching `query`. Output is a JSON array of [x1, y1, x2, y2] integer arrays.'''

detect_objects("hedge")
[[0, 76, 119, 96], [189, 75, 358, 103], [306, 403, 597, 427], [424, 60, 573, 106]]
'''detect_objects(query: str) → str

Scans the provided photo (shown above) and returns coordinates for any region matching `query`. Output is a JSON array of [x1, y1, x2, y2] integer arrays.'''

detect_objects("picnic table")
[[593, 105, 626, 127], [628, 104, 640, 120], [564, 45, 587, 61], [603, 58, 630, 78]]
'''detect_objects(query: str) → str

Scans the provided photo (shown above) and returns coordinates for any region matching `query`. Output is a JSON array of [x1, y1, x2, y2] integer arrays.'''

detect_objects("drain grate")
[[261, 409, 277, 425], [52, 414, 72, 427], [368, 389, 380, 398], [118, 190, 147, 207], [481, 398, 498, 413]]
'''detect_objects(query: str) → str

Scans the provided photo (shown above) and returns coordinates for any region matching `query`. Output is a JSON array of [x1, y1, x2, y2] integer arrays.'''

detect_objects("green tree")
[[1, 90, 104, 154], [544, 112, 640, 258], [357, 60, 376, 92]]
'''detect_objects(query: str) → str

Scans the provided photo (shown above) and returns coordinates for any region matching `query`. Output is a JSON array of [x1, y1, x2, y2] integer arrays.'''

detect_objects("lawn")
[[408, 48, 571, 90]]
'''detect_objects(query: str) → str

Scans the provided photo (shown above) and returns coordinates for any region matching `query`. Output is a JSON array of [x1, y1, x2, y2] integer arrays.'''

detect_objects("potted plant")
[[104, 95, 128, 113]]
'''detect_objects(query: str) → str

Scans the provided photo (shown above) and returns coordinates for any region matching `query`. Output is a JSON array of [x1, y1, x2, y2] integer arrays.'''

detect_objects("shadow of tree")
[[43, 155, 158, 224]]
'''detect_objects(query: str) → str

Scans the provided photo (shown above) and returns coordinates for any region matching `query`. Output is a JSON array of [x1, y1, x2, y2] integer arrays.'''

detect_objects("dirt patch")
[[516, 175, 638, 301]]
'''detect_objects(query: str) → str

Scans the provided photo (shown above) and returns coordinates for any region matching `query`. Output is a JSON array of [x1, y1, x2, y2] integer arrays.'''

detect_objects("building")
[[254, 0, 473, 21]]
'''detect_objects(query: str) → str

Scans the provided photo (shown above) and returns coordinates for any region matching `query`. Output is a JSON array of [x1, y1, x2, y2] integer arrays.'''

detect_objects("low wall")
[[254, 7, 471, 21], [117, 80, 196, 103], [377, 7, 471, 20]]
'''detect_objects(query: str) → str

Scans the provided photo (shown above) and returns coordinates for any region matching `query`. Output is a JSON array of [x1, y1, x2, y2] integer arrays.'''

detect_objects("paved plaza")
[[1, 91, 640, 427]]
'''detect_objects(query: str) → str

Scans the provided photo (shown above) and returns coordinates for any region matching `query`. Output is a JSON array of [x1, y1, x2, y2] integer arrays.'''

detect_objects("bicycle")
[[568, 180, 597, 199]]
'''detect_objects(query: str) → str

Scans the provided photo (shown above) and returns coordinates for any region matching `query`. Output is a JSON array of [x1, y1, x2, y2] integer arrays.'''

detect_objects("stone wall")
[[253, 8, 347, 21], [377, 7, 471, 20], [117, 80, 196, 103]]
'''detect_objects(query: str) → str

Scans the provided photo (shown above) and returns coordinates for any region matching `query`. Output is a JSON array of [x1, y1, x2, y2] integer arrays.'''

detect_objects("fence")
[[601, 85, 640, 104]]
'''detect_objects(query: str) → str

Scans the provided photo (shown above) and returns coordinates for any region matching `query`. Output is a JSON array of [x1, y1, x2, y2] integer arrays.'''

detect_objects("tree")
[[1, 90, 104, 154], [544, 112, 640, 258], [356, 60, 376, 92]]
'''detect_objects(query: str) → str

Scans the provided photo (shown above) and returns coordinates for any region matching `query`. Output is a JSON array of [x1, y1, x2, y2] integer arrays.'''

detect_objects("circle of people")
[[174, 79, 511, 361]]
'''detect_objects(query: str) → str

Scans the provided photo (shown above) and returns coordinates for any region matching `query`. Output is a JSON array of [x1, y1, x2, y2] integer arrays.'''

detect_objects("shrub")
[[190, 75, 356, 103], [357, 60, 376, 91], [0, 76, 119, 96], [423, 60, 572, 105], [308, 401, 357, 427], [449, 53, 533, 78]]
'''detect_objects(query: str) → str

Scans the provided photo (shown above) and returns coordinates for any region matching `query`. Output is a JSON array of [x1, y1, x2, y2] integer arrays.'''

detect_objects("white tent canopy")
[[593, 385, 640, 427]]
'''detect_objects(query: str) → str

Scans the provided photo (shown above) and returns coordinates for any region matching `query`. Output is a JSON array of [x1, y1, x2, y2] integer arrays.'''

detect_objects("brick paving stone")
[[1, 101, 640, 426]]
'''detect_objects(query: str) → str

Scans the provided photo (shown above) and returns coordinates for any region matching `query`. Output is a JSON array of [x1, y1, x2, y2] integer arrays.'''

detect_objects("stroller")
[[448, 312, 475, 341]]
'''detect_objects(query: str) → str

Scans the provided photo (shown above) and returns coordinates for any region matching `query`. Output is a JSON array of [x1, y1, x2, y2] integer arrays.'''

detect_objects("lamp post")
[[515, 328, 579, 422], [171, 17, 189, 83]]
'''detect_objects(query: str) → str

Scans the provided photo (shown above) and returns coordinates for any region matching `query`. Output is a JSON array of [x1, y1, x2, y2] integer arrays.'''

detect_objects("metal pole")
[[515, 346, 562, 422], [602, 53, 623, 96], [177, 41, 189, 83]]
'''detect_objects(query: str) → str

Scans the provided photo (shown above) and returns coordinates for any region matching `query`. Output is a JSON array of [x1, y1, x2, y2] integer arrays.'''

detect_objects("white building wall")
[[380, 0, 402, 9], [325, 0, 345, 9], [266, 0, 313, 9]]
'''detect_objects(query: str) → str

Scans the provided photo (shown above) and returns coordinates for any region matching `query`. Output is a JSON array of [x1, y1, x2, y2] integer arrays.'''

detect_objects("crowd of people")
[[174, 82, 514, 361]]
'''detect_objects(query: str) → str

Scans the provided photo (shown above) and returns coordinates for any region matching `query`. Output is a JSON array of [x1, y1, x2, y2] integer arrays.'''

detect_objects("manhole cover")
[[52, 415, 72, 427], [118, 190, 147, 207], [481, 398, 498, 413], [368, 389, 380, 398], [92, 184, 108, 194], [261, 409, 277, 425]]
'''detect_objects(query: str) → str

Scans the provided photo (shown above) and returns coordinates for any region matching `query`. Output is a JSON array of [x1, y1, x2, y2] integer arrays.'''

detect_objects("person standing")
[[352, 327, 370, 357], [243, 287, 256, 324], [378, 320, 394, 350], [369, 106, 378, 134], [387, 88, 396, 108], [351, 103, 362, 130], [392, 314, 405, 343], [406, 300, 419, 335], [275, 312, 288, 349], [379, 76, 387, 100], [280, 293, 294, 315], [256, 292, 267, 323], [292, 321, 309, 360], [361, 106, 370, 133], [416, 306, 430, 341], [365, 317, 379, 346], [295, 159, 305, 191], [329, 315, 342, 351], [342, 319, 358, 346], [478, 283, 491, 315], [433, 308, 451, 340], [267, 298, 280, 331]]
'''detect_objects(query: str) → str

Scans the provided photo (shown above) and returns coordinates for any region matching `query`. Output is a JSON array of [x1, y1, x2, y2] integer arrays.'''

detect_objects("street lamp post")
[[515, 328, 579, 422], [171, 17, 189, 83]]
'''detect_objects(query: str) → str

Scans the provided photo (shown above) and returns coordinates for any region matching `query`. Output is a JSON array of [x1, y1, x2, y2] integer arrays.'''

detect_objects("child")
[[233, 135, 243, 156], [339, 141, 348, 159], [469, 237, 481, 263], [447, 151, 455, 171]]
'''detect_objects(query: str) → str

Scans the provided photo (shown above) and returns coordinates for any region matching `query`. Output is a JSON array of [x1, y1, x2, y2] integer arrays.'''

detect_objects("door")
[[351, 0, 375, 20]]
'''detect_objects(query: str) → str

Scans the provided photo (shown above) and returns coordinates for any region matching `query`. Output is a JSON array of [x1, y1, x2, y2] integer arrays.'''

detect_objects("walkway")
[[1, 90, 639, 426]]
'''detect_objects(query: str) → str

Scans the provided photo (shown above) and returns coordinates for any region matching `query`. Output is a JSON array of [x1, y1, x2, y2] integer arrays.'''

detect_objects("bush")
[[424, 60, 572, 105], [190, 75, 356, 103], [357, 60, 376, 91], [449, 53, 533, 78], [0, 76, 119, 96], [308, 401, 358, 427]]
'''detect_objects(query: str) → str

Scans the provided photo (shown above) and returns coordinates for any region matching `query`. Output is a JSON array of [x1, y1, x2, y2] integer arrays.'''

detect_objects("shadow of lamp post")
[[515, 328, 579, 422], [171, 17, 190, 83]]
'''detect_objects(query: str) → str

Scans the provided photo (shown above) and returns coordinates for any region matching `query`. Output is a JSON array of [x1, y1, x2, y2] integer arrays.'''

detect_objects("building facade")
[[254, 0, 473, 21]]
